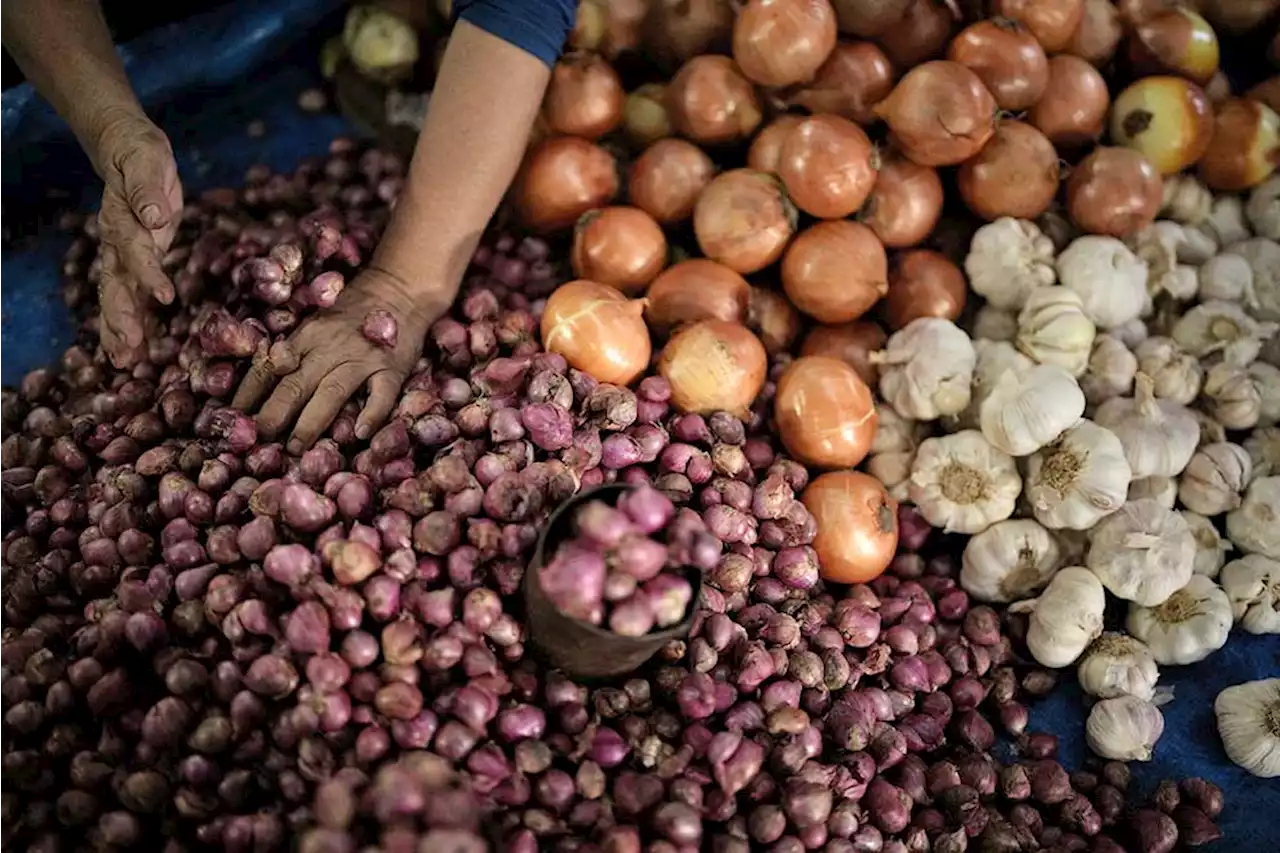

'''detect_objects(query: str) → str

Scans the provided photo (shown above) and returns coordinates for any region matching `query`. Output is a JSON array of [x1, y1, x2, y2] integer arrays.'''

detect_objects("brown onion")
[[882, 249, 967, 330], [659, 320, 768, 416], [1067, 0, 1124, 66], [624, 84, 673, 147], [666, 56, 764, 145], [1066, 146, 1164, 237], [599, 0, 649, 58], [645, 259, 751, 332], [957, 120, 1060, 220], [748, 287, 803, 354], [1197, 98, 1280, 190], [515, 137, 619, 233], [748, 116, 806, 173], [1117, 0, 1175, 26], [1028, 55, 1110, 148], [1198, 0, 1280, 34], [874, 61, 997, 166], [877, 0, 954, 68], [804, 470, 899, 584], [569, 0, 608, 51], [571, 207, 669, 294], [777, 115, 877, 219], [830, 0, 912, 36], [541, 280, 651, 386], [644, 0, 735, 70], [799, 321, 886, 385], [1110, 76, 1214, 175], [1248, 77, 1280, 114], [782, 221, 887, 323], [946, 19, 1049, 112], [992, 0, 1085, 52], [1129, 7, 1220, 84], [629, 139, 716, 225], [788, 41, 895, 125], [542, 53, 625, 139], [732, 0, 838, 87], [694, 169, 797, 273], [775, 356, 878, 468], [858, 155, 943, 248]]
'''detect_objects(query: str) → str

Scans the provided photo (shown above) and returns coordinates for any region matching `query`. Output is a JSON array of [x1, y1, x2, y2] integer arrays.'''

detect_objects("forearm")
[[371, 20, 552, 315], [1, 0, 144, 173]]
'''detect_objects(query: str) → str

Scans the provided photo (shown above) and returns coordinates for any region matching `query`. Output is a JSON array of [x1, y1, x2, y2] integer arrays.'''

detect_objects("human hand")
[[93, 112, 183, 368], [232, 267, 446, 453]]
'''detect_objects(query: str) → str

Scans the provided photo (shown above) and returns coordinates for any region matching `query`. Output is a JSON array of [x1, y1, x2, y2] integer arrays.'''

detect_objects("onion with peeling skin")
[[1197, 98, 1280, 191], [946, 19, 1048, 113], [782, 221, 887, 324], [775, 356, 879, 468], [800, 321, 887, 386], [694, 169, 797, 274], [645, 259, 751, 333], [874, 61, 997, 167], [515, 137, 619, 233], [659, 320, 768, 416], [542, 53, 625, 139], [804, 470, 899, 584], [623, 84, 673, 147], [1067, 0, 1124, 66], [541, 280, 651, 386], [748, 287, 803, 354], [644, 0, 735, 70], [1128, 7, 1220, 85], [882, 249, 967, 330], [748, 116, 806, 173], [666, 55, 763, 145], [787, 41, 895, 125], [732, 0, 838, 88], [628, 139, 716, 224], [877, 0, 954, 69], [858, 155, 944, 248], [1109, 76, 1215, 176], [1067, 146, 1164, 237], [571, 207, 669, 295], [1028, 55, 1110, 149], [777, 115, 877, 219], [992, 0, 1085, 52], [957, 120, 1060, 221]]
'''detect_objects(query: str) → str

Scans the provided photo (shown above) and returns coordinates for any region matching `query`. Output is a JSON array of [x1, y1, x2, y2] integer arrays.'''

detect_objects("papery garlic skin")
[[1182, 510, 1233, 579], [1202, 361, 1262, 431], [1057, 236, 1148, 329], [1221, 554, 1280, 635], [1016, 287, 1097, 377], [875, 318, 976, 421], [1171, 299, 1279, 365], [1229, 238, 1280, 323], [1178, 442, 1253, 516], [1127, 574, 1233, 665], [871, 406, 926, 456], [1014, 566, 1106, 668], [1247, 361, 1280, 425], [979, 364, 1085, 457], [952, 340, 1035, 431], [1080, 335, 1137, 406], [1245, 427, 1280, 480], [1078, 633, 1160, 701], [964, 217, 1057, 310], [1128, 476, 1176, 509], [1133, 336, 1202, 405], [972, 305, 1018, 342], [866, 452, 913, 503], [1025, 420, 1131, 530], [1161, 174, 1212, 225], [1246, 176, 1280, 240], [960, 518, 1064, 603], [1111, 318, 1149, 349], [1198, 253, 1255, 303], [1094, 373, 1199, 479], [1227, 476, 1280, 560], [1087, 499, 1195, 606], [909, 430, 1021, 534], [1214, 678, 1280, 778], [1201, 196, 1251, 247], [1086, 695, 1165, 761]]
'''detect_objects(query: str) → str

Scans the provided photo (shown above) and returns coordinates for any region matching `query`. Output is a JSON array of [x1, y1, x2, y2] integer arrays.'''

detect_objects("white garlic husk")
[[1133, 336, 1202, 404], [979, 364, 1084, 457], [1077, 633, 1160, 701], [1201, 195, 1251, 247], [1057, 236, 1148, 328], [1197, 253, 1255, 303], [908, 430, 1021, 534], [1012, 566, 1106, 668], [1178, 442, 1253, 516], [1192, 409, 1228, 448], [972, 305, 1018, 342], [1245, 426, 1280, 480], [1246, 175, 1280, 240], [1226, 476, 1280, 559], [1182, 510, 1232, 578], [1080, 334, 1137, 406], [952, 340, 1035, 430], [1247, 361, 1280, 425], [874, 318, 976, 421], [1229, 238, 1280, 323], [1220, 554, 1280, 635], [1094, 373, 1199, 479], [1171, 299, 1279, 365], [1127, 574, 1232, 665], [1160, 174, 1212, 225], [871, 406, 925, 456], [1127, 476, 1177, 509], [866, 453, 913, 503], [1202, 361, 1263, 431], [1086, 695, 1165, 761], [960, 518, 1064, 603], [1086, 499, 1195, 606], [1025, 420, 1131, 530], [1016, 287, 1097, 377], [964, 217, 1057, 310], [1129, 223, 1199, 301], [1111, 318, 1150, 349], [1214, 678, 1280, 778]]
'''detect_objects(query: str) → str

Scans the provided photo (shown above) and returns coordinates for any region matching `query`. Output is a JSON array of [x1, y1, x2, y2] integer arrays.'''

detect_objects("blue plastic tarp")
[[2, 2, 1278, 849]]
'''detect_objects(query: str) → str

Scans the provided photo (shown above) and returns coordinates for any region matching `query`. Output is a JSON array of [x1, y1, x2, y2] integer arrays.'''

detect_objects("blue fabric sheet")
[[2, 2, 1278, 849]]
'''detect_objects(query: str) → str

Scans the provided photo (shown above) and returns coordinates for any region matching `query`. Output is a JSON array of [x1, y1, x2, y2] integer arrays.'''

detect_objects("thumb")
[[118, 142, 176, 232]]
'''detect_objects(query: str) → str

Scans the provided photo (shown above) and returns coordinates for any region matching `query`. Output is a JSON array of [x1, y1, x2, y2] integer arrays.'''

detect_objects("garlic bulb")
[[1198, 253, 1255, 303], [1214, 678, 1280, 778], [964, 217, 1056, 310], [960, 518, 1064, 603], [1182, 510, 1232, 579], [1192, 409, 1228, 448], [1247, 175, 1280, 240], [1247, 361, 1280, 425], [1171, 299, 1279, 365], [1229, 238, 1280, 323], [1111, 318, 1149, 349], [1133, 336, 1202, 404], [1086, 499, 1195, 606], [1094, 373, 1199, 479], [972, 305, 1018, 342], [1160, 174, 1212, 225], [1202, 361, 1263, 431], [952, 340, 1035, 430], [1012, 566, 1106, 668], [1227, 476, 1280, 560], [1221, 554, 1280, 634], [908, 430, 1021, 534], [1080, 335, 1137, 406], [1077, 633, 1160, 701], [1016, 287, 1097, 377], [1085, 695, 1165, 761], [1202, 195, 1250, 247], [1127, 476, 1176, 509], [871, 406, 925, 456], [1025, 420, 1131, 530], [874, 318, 976, 421], [979, 364, 1084, 457], [1245, 426, 1280, 479], [1127, 574, 1232, 665], [1131, 223, 1205, 300], [1056, 236, 1148, 329], [1178, 442, 1252, 516], [866, 452, 913, 503]]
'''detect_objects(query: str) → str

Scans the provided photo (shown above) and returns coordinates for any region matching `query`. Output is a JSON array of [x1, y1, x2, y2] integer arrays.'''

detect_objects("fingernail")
[[139, 204, 162, 228], [287, 439, 304, 455], [355, 424, 371, 440]]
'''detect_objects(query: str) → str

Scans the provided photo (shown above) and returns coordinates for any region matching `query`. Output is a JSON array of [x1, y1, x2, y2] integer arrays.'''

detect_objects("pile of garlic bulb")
[[865, 174, 1280, 774]]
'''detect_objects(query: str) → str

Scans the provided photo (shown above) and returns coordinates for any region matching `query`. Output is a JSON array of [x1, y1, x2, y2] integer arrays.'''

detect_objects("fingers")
[[117, 141, 176, 232], [289, 364, 369, 453], [356, 371, 403, 441], [98, 246, 146, 369], [232, 359, 280, 412], [256, 356, 330, 441], [119, 228, 175, 305]]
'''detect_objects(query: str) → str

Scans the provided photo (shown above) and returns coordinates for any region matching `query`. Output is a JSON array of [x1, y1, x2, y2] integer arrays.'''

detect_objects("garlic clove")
[[1177, 442, 1252, 516], [1220, 553, 1280, 635], [1085, 695, 1164, 761], [1018, 566, 1106, 668], [1015, 287, 1097, 378], [1181, 510, 1233, 579], [1226, 475, 1280, 560], [1077, 633, 1160, 701], [1214, 678, 1280, 778]]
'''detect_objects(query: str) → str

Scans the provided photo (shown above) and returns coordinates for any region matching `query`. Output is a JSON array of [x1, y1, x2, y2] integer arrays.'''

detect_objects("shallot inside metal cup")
[[522, 483, 701, 680]]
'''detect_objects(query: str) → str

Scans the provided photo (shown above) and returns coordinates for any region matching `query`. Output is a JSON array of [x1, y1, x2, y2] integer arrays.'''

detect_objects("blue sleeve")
[[454, 0, 576, 68]]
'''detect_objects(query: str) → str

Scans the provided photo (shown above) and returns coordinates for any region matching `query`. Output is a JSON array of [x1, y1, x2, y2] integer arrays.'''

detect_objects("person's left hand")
[[232, 267, 447, 453]]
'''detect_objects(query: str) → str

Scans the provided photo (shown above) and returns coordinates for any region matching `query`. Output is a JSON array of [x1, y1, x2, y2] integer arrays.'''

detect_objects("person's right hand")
[[92, 112, 183, 368]]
